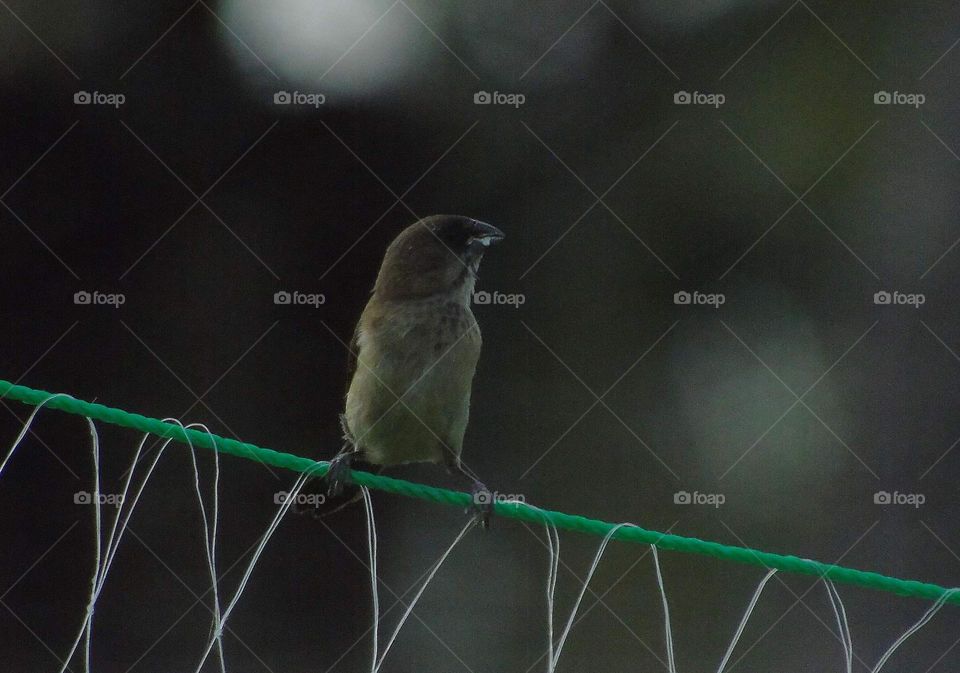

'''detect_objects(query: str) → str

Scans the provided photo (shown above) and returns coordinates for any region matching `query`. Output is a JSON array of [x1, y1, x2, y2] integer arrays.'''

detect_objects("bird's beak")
[[470, 220, 505, 247]]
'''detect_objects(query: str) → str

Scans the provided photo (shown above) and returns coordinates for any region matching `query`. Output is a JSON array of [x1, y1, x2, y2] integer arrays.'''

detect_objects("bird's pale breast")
[[343, 295, 482, 466]]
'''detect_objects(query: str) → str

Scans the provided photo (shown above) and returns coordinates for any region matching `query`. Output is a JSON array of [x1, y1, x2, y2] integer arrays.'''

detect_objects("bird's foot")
[[468, 480, 493, 530], [324, 453, 354, 498]]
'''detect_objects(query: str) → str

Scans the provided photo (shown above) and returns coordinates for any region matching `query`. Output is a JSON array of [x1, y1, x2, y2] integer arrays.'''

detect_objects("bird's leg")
[[324, 445, 359, 498], [445, 457, 493, 529]]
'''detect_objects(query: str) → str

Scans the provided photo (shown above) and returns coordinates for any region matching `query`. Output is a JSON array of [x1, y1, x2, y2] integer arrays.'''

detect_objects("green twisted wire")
[[1, 378, 956, 607]]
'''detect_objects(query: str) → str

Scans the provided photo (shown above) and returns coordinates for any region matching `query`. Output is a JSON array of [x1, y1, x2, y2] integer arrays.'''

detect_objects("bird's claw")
[[468, 481, 493, 530], [324, 453, 354, 498]]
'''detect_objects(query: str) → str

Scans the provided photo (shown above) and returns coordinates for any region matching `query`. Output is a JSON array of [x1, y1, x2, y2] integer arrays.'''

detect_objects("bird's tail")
[[291, 458, 383, 519]]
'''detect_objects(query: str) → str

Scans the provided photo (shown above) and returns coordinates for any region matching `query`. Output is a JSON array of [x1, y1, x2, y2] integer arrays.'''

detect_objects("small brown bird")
[[301, 214, 504, 523]]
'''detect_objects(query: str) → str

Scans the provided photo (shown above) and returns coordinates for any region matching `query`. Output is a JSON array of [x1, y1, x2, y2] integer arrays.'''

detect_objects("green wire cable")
[[1, 378, 957, 607]]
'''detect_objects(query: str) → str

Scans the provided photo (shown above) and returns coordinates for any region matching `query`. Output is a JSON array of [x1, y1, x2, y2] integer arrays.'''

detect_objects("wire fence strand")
[[1, 378, 957, 607]]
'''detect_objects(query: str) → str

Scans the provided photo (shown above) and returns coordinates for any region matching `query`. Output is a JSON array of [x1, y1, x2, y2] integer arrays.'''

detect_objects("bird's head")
[[373, 215, 504, 301]]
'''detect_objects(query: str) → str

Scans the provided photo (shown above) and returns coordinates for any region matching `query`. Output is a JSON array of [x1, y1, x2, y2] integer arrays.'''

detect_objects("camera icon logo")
[[674, 91, 691, 104], [673, 491, 691, 504], [473, 91, 492, 104], [673, 290, 691, 305], [74, 91, 92, 104], [874, 491, 891, 505], [873, 290, 891, 305], [74, 491, 92, 504], [273, 290, 291, 305], [873, 91, 891, 105], [473, 490, 492, 505], [473, 290, 491, 305], [273, 91, 291, 105], [74, 290, 91, 305]]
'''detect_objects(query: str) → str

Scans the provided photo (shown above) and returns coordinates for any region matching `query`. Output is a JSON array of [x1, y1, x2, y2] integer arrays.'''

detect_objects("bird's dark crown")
[[372, 215, 504, 300]]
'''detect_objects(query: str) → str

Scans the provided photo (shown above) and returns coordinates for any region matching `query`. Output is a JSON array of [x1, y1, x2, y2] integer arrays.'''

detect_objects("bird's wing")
[[345, 316, 361, 401]]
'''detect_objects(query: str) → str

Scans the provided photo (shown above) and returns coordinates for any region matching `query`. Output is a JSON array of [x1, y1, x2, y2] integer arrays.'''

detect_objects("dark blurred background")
[[2, 0, 960, 671]]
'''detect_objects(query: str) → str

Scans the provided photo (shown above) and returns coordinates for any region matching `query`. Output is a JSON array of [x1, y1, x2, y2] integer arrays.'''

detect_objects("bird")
[[296, 214, 504, 525]]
